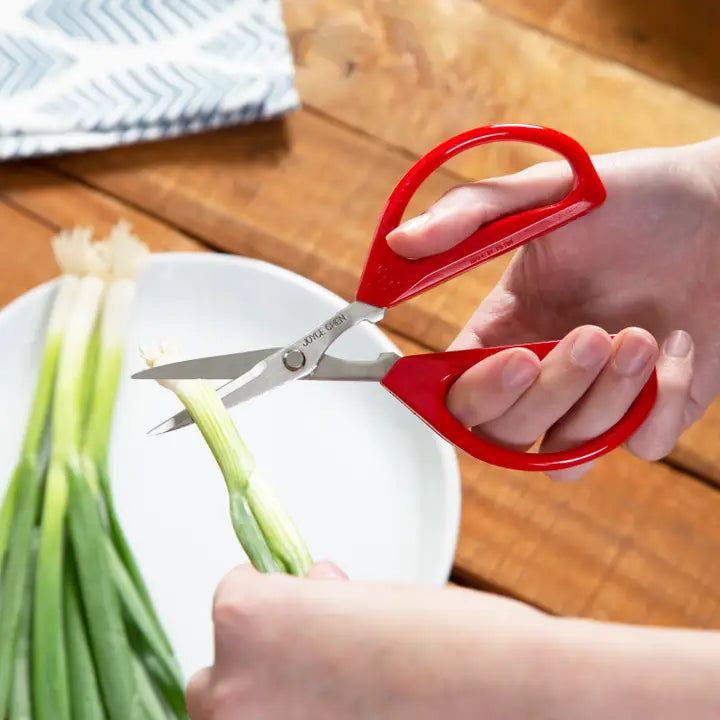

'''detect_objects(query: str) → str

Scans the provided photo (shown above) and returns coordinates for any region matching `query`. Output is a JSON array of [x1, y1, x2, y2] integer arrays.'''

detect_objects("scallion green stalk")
[[66, 462, 141, 720], [0, 233, 83, 719], [84, 222, 148, 462], [132, 653, 170, 719], [21, 270, 81, 460], [0, 457, 40, 714], [0, 465, 20, 582], [143, 348, 312, 576], [70, 223, 182, 719], [63, 556, 105, 720], [33, 229, 108, 720], [246, 472, 314, 576], [9, 531, 36, 720], [0, 268, 78, 579], [81, 225, 172, 653], [106, 538, 185, 714]]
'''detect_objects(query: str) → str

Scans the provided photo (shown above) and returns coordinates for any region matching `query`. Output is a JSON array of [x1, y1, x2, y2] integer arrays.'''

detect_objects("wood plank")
[[2, 169, 720, 627], [0, 165, 201, 254], [669, 409, 720, 487], [454, 451, 720, 626], [284, 0, 720, 182], [481, 0, 720, 106], [40, 113, 720, 487], [0, 202, 63, 308]]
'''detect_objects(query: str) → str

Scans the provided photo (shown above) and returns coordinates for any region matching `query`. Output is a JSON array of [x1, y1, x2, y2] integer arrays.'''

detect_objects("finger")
[[212, 563, 259, 665], [212, 563, 258, 610], [385, 161, 573, 258], [306, 560, 349, 580], [478, 326, 613, 450], [625, 330, 694, 461], [447, 347, 540, 426], [540, 327, 659, 481], [186, 667, 212, 720]]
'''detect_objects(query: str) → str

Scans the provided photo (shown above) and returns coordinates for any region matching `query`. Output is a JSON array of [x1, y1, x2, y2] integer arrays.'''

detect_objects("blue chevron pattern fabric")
[[0, 0, 299, 159]]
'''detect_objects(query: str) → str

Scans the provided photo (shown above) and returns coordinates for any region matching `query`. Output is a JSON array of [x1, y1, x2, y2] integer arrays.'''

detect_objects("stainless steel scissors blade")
[[147, 358, 271, 435], [145, 301, 385, 436], [132, 348, 279, 380], [146, 352, 399, 437]]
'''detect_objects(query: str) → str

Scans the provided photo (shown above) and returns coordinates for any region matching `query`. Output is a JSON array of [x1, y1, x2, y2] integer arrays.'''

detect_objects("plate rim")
[[0, 251, 461, 584]]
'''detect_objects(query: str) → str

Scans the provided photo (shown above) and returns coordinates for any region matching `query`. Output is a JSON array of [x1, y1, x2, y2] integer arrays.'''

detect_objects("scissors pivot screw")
[[283, 349, 306, 371]]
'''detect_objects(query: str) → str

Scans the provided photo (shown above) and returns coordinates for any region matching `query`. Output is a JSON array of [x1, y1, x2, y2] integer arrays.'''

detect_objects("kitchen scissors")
[[133, 124, 658, 472]]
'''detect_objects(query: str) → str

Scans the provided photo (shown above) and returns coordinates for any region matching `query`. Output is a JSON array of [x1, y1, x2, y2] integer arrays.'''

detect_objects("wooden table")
[[1, 0, 719, 627]]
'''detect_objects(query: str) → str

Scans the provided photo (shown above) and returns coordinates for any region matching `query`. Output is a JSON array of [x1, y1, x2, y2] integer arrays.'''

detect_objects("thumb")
[[385, 160, 573, 259]]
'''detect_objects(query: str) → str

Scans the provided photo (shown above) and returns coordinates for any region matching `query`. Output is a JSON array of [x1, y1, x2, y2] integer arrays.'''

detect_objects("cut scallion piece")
[[143, 347, 313, 576]]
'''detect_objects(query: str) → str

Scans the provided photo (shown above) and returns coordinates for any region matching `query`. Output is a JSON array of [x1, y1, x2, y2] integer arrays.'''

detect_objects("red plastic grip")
[[355, 124, 606, 309], [380, 341, 658, 472]]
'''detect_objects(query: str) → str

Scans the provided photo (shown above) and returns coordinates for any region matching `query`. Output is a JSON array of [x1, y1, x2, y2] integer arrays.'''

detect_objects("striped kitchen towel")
[[0, 0, 299, 160]]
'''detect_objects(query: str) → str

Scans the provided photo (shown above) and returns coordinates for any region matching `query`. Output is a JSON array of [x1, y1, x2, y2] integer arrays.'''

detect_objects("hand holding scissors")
[[134, 124, 657, 472]]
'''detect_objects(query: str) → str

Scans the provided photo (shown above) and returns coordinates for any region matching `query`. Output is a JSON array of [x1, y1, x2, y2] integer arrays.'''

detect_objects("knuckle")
[[626, 435, 675, 462], [208, 679, 249, 720], [212, 568, 263, 634], [212, 591, 262, 635], [682, 399, 707, 429], [212, 565, 243, 607], [186, 669, 207, 698]]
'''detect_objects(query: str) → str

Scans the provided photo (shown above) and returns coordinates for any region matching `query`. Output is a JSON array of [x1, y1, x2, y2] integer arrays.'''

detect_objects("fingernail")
[[501, 353, 538, 388], [613, 330, 655, 376], [570, 330, 609, 369], [390, 212, 431, 236], [663, 329, 692, 358]]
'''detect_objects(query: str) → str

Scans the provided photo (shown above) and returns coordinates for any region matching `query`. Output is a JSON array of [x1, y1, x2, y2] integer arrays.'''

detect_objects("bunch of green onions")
[[142, 348, 313, 576], [0, 223, 186, 719], [1, 224, 313, 719]]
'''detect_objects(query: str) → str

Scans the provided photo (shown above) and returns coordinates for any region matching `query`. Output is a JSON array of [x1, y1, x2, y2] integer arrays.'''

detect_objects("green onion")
[[34, 229, 107, 720], [81, 226, 172, 655], [0, 259, 78, 581], [132, 653, 170, 719], [0, 466, 20, 587], [84, 222, 149, 463], [67, 462, 141, 719], [64, 556, 105, 720], [9, 531, 36, 720], [143, 348, 312, 576], [1, 223, 187, 720], [0, 456, 41, 713], [0, 234, 83, 719], [107, 539, 185, 714]]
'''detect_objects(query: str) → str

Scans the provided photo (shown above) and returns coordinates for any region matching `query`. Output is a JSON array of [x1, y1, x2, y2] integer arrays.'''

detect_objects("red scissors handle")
[[356, 124, 606, 309], [381, 340, 657, 471]]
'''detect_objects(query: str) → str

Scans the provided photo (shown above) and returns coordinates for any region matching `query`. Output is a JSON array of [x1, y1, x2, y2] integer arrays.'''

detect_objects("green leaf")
[[8, 529, 36, 720], [33, 462, 71, 720], [0, 456, 41, 716], [67, 462, 140, 720], [64, 557, 105, 720]]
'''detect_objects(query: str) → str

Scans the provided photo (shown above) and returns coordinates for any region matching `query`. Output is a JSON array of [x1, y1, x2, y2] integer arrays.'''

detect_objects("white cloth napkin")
[[0, 0, 299, 159]]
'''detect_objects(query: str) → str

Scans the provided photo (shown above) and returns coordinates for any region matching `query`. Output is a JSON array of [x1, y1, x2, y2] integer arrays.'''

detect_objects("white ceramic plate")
[[0, 253, 461, 678]]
